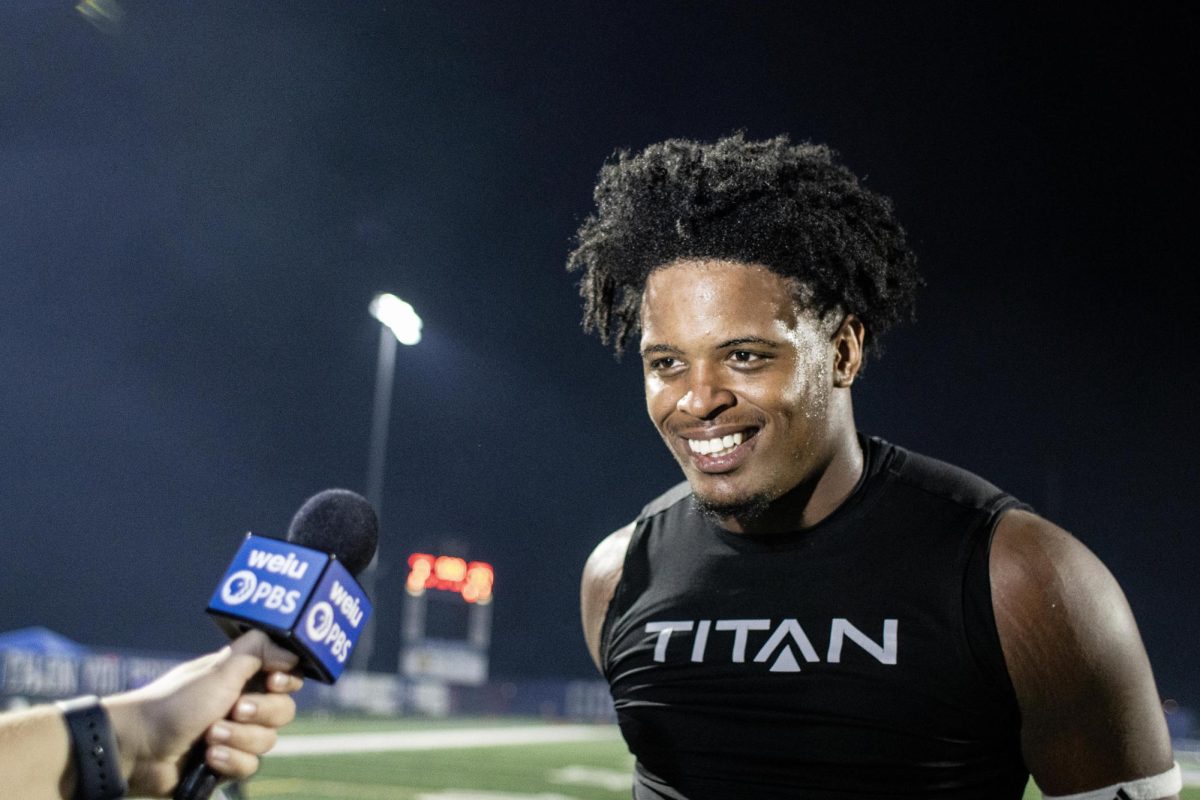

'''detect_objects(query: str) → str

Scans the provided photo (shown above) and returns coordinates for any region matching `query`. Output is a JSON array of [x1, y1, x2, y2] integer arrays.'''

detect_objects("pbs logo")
[[218, 566, 302, 614], [304, 601, 352, 663], [220, 570, 257, 605], [305, 602, 335, 640]]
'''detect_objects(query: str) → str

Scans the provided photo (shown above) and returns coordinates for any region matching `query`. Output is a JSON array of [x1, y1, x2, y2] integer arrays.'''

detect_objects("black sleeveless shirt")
[[601, 436, 1030, 799]]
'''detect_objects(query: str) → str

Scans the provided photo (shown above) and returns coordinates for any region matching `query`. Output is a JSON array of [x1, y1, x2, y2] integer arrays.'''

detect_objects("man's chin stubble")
[[691, 490, 773, 525]]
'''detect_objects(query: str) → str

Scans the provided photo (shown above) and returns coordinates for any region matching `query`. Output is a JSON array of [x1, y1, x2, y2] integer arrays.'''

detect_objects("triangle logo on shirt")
[[769, 648, 802, 672]]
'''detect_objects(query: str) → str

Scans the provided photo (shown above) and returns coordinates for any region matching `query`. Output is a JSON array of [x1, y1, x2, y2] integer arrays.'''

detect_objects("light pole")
[[354, 292, 422, 672]]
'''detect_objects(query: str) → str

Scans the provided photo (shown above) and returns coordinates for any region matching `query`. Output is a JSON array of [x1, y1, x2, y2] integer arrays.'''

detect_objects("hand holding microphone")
[[103, 629, 303, 797], [173, 488, 380, 800], [0, 629, 300, 800], [0, 489, 375, 800]]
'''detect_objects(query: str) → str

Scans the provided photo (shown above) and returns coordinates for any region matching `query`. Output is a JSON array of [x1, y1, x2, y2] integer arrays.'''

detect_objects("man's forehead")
[[639, 259, 811, 335]]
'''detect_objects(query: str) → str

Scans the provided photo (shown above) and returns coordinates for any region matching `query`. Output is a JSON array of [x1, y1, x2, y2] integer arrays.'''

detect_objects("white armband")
[[1042, 762, 1182, 800]]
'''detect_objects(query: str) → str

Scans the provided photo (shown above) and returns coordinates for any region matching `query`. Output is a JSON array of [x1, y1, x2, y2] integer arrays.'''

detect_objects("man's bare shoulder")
[[990, 509, 1174, 796], [990, 510, 1142, 656], [580, 522, 636, 672], [584, 523, 635, 583]]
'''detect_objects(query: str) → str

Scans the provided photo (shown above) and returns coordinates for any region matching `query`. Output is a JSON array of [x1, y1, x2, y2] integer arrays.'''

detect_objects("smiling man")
[[570, 135, 1178, 799]]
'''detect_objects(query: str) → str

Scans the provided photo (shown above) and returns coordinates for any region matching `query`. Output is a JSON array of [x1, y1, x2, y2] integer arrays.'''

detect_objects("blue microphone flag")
[[206, 533, 373, 682]]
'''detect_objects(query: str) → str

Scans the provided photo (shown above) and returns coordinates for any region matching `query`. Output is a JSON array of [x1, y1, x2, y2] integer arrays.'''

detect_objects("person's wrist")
[[99, 693, 143, 794], [57, 695, 128, 800]]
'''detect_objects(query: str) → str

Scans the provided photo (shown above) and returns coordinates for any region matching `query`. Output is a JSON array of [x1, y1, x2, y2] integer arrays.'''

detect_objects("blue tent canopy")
[[0, 627, 87, 656]]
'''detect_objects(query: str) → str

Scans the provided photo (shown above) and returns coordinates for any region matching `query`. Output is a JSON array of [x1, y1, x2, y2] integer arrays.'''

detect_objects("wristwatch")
[[56, 695, 128, 800]]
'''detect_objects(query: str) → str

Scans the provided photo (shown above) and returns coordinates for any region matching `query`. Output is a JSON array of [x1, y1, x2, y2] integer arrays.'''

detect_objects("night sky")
[[1, 3, 1194, 707]]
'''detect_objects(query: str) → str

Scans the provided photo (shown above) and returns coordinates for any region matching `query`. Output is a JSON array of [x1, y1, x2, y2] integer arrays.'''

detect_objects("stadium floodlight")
[[355, 291, 422, 672], [369, 292, 422, 345]]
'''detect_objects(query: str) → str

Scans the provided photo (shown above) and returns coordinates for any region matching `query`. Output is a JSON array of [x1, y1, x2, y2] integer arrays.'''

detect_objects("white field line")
[[271, 724, 623, 757], [247, 780, 584, 800], [547, 765, 632, 791], [271, 728, 1200, 789]]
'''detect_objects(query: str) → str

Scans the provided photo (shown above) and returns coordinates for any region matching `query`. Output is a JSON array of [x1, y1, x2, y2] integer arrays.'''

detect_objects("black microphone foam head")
[[286, 488, 379, 577]]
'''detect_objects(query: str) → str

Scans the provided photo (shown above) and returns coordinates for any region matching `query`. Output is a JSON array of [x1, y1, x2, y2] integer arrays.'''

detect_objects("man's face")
[[640, 259, 839, 517]]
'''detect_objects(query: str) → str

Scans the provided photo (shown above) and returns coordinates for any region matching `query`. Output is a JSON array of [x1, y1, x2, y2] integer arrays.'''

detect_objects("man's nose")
[[677, 365, 735, 420]]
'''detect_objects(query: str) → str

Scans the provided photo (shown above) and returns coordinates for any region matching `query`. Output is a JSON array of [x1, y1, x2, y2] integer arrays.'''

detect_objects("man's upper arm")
[[580, 522, 635, 673], [991, 509, 1175, 798]]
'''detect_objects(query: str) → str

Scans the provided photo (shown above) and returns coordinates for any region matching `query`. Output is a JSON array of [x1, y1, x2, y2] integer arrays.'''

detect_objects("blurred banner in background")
[[0, 627, 615, 723]]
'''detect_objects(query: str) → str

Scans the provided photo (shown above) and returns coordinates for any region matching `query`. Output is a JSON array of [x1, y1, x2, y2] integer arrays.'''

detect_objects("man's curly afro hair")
[[566, 133, 921, 358]]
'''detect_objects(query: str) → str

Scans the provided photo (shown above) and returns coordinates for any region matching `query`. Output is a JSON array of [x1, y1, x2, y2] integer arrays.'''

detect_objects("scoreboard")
[[404, 553, 494, 604], [400, 552, 494, 685]]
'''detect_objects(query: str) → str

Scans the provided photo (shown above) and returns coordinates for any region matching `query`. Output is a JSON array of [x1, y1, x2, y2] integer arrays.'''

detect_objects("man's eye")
[[650, 357, 678, 370], [730, 351, 762, 363]]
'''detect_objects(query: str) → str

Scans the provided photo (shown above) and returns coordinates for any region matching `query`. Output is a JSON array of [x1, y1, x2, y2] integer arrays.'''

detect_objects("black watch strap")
[[57, 695, 129, 800]]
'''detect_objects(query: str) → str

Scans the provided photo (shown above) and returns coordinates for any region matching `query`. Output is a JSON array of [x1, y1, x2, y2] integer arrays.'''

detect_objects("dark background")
[[1, 2, 1194, 707]]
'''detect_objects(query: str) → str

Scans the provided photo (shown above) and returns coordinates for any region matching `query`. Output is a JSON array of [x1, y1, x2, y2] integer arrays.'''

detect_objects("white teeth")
[[688, 431, 745, 458]]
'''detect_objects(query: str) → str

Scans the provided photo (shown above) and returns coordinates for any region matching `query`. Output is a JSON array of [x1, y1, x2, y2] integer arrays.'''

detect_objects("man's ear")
[[832, 314, 866, 387]]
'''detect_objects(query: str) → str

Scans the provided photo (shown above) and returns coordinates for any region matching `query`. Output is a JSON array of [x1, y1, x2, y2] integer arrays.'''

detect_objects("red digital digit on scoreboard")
[[406, 553, 494, 604]]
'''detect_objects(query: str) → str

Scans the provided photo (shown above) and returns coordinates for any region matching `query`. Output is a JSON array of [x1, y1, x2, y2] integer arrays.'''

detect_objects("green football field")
[[242, 716, 1200, 799]]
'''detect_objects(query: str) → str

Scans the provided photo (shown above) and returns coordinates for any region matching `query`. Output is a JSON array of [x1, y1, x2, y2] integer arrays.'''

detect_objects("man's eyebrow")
[[717, 336, 781, 349], [640, 343, 680, 357]]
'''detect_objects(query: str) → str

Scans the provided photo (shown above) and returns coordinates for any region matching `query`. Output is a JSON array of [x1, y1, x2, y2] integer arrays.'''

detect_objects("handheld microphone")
[[173, 488, 380, 800]]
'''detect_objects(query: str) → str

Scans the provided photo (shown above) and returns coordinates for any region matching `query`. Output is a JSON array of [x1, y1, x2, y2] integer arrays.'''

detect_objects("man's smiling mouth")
[[684, 428, 760, 459], [688, 431, 743, 457]]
